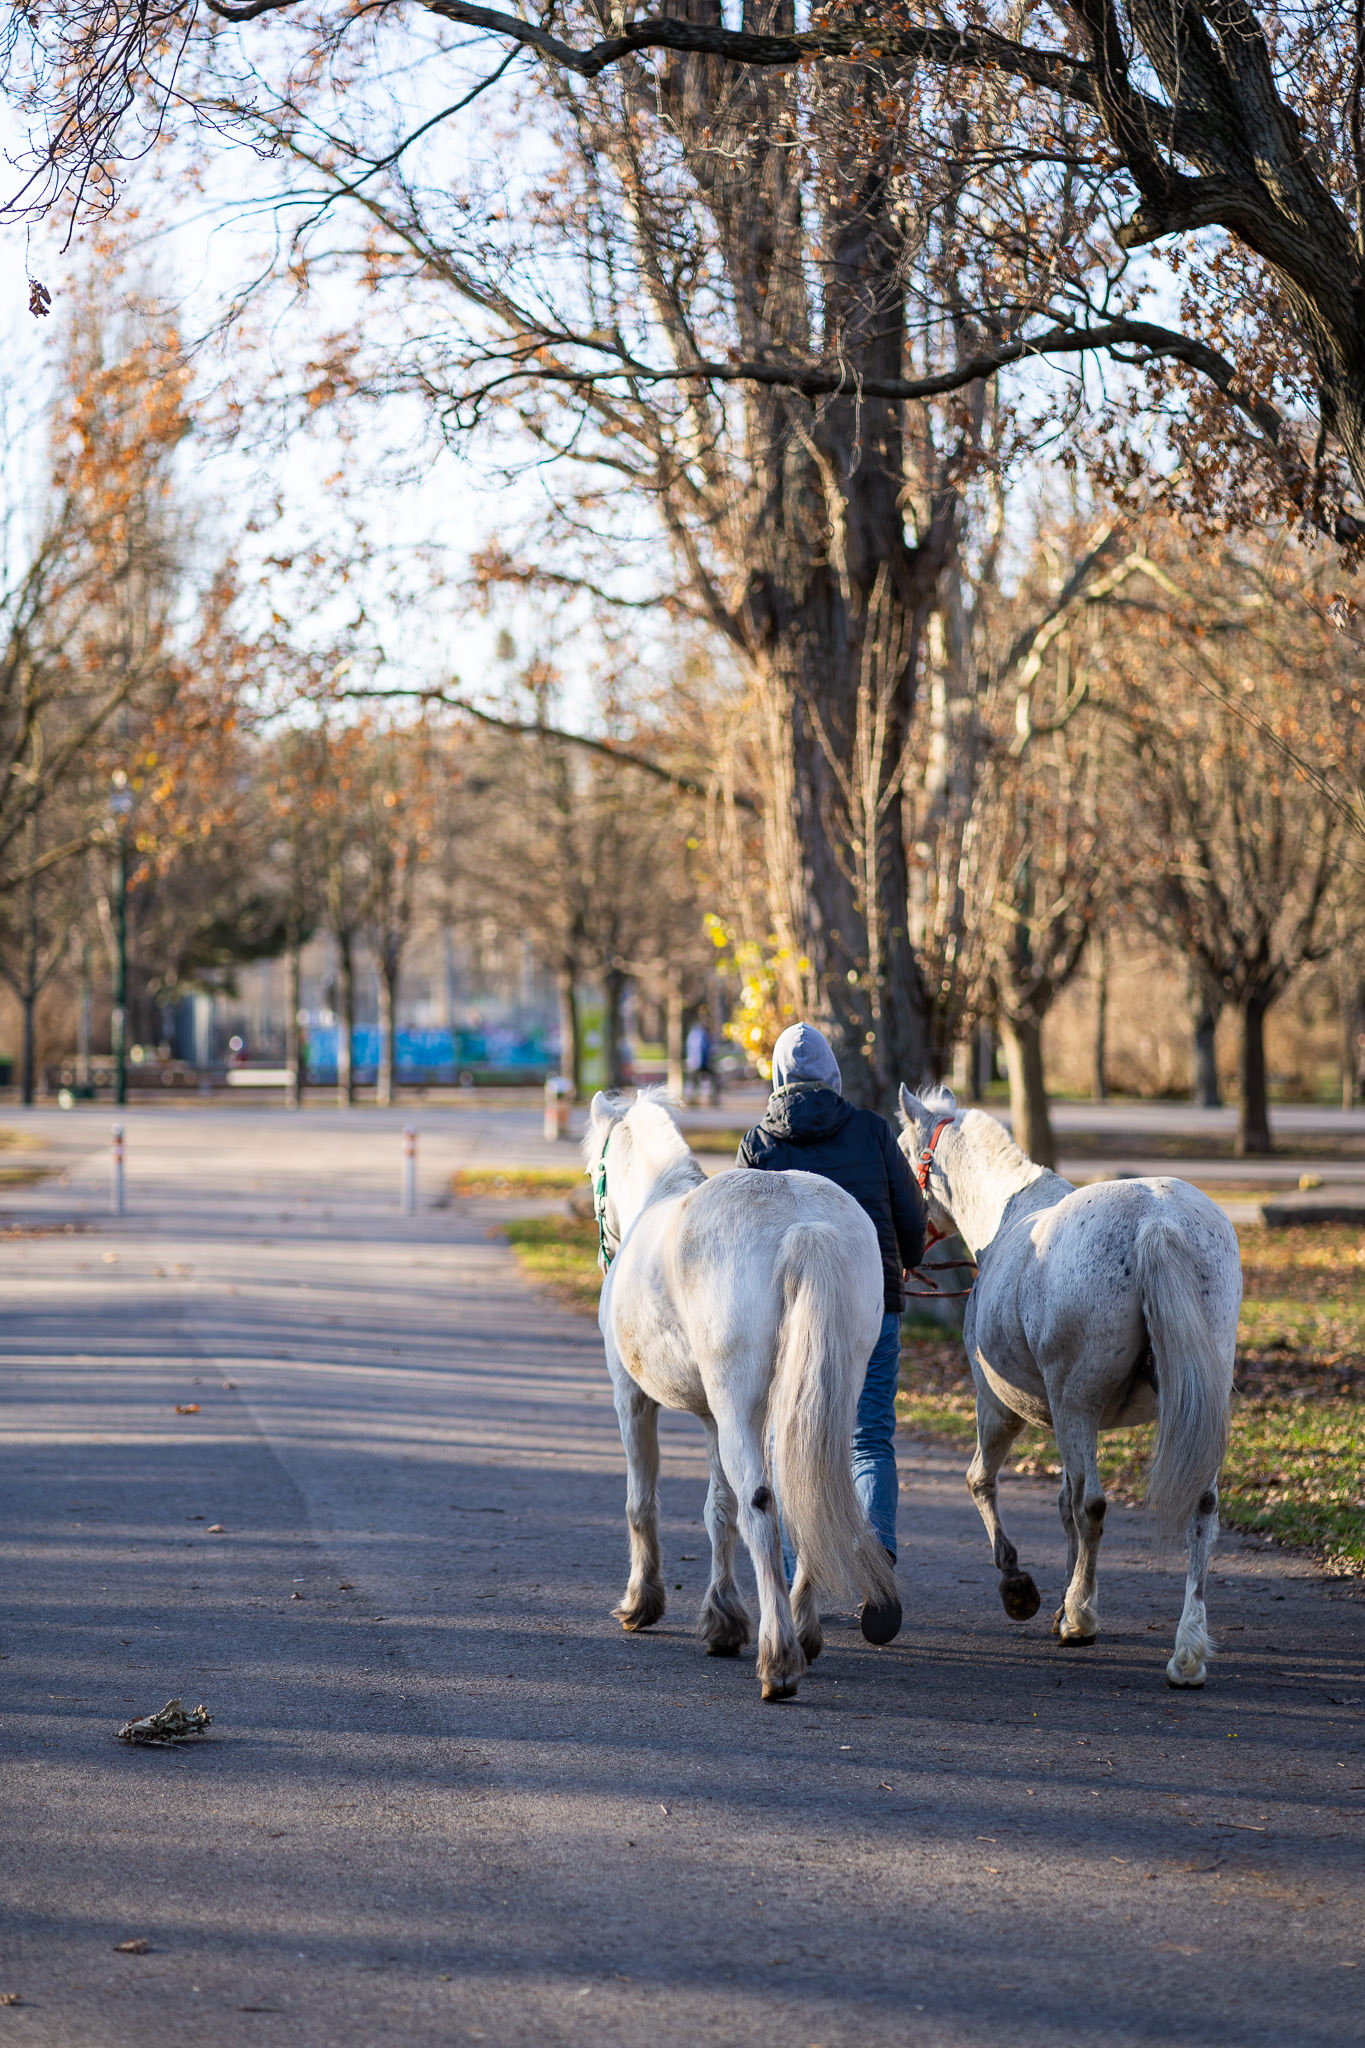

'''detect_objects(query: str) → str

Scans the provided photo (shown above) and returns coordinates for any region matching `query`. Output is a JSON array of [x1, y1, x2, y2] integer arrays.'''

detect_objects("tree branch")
[[331, 684, 758, 811]]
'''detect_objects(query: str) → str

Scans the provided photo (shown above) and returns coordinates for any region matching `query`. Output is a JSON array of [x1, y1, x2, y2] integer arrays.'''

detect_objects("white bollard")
[[111, 1124, 125, 1217], [544, 1074, 574, 1141], [401, 1126, 417, 1215]]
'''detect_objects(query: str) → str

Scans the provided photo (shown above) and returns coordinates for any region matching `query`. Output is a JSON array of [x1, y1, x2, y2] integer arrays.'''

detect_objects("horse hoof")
[[761, 1678, 799, 1702], [1165, 1656, 1207, 1689], [614, 1590, 665, 1632], [1057, 1627, 1097, 1647], [1000, 1573, 1040, 1622], [858, 1591, 903, 1646], [798, 1629, 824, 1664], [704, 1637, 744, 1659]]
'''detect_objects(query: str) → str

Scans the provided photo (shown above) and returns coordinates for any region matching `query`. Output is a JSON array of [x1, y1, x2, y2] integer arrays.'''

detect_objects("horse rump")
[[766, 1220, 897, 1611]]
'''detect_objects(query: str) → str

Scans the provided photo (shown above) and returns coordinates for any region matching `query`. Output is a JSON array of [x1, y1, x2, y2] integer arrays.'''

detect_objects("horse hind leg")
[[715, 1406, 804, 1702], [611, 1379, 666, 1632], [1052, 1414, 1105, 1645], [1167, 1484, 1219, 1688], [968, 1390, 1041, 1623], [789, 1563, 823, 1664], [699, 1425, 752, 1658]]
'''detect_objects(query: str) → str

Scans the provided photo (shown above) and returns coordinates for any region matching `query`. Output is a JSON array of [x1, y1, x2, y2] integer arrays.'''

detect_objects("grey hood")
[[770, 1022, 842, 1095]]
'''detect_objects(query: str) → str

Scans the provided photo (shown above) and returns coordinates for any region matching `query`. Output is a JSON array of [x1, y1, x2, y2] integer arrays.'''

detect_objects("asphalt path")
[[0, 1109, 1362, 2047]]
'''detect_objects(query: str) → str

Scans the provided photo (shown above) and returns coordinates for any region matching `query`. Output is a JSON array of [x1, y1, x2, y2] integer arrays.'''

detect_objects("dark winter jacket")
[[736, 1085, 927, 1314]]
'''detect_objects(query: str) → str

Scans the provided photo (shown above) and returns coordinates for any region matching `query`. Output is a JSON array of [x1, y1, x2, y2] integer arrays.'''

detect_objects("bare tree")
[[1097, 542, 1354, 1154]]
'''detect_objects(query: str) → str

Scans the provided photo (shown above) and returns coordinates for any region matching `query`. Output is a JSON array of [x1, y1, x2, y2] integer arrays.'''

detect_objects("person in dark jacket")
[[737, 1021, 927, 1643]]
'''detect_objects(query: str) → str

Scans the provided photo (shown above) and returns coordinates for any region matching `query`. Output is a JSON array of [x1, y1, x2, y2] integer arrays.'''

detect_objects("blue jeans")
[[778, 1308, 902, 1576], [852, 1311, 903, 1560]]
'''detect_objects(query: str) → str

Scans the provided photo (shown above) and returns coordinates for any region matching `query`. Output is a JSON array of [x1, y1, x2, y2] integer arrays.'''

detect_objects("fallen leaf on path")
[[115, 1698, 213, 1744], [174, 1404, 200, 1415], [207, 1525, 226, 1533], [113, 1939, 149, 1954], [0, 1993, 21, 2005]]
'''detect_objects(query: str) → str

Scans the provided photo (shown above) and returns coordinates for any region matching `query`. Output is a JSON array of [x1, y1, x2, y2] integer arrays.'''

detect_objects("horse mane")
[[627, 1089, 706, 1192], [583, 1087, 705, 1194], [920, 1082, 958, 1117], [960, 1106, 1046, 1186]]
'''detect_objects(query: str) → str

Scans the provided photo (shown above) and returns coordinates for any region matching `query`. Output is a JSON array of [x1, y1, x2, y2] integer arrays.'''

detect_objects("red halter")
[[907, 1114, 976, 1299], [915, 1116, 956, 1194]]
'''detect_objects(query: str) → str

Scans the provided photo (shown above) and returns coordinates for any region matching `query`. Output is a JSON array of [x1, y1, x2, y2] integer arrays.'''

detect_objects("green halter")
[[590, 1128, 616, 1273]]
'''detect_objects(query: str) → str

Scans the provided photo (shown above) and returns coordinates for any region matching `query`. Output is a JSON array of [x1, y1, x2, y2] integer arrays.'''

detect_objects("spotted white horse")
[[586, 1090, 898, 1701], [898, 1085, 1242, 1686]]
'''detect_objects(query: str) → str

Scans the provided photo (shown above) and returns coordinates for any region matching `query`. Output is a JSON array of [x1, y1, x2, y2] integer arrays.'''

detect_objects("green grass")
[[498, 1212, 1365, 1575], [501, 1214, 603, 1314], [453, 1167, 586, 1198]]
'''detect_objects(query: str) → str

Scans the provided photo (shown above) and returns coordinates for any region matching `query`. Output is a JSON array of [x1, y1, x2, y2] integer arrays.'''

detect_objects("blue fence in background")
[[302, 1026, 550, 1083]]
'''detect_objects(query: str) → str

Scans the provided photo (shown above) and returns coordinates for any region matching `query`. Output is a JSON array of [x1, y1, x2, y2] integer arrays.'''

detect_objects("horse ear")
[[898, 1083, 923, 1127], [938, 1084, 959, 1111], [588, 1090, 611, 1129]]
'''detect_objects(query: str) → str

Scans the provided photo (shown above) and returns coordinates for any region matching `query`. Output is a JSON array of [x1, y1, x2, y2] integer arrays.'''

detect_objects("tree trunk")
[[1339, 973, 1361, 1111], [1237, 991, 1273, 1156], [20, 858, 38, 1105], [968, 1025, 993, 1102], [556, 967, 580, 1100], [1192, 999, 1223, 1110], [285, 929, 304, 1110], [999, 1013, 1056, 1169], [1091, 931, 1109, 1102], [20, 990, 36, 1105], [376, 956, 397, 1108], [666, 976, 684, 1100], [757, 634, 932, 1111], [603, 965, 628, 1091], [77, 945, 92, 1088], [335, 933, 356, 1108]]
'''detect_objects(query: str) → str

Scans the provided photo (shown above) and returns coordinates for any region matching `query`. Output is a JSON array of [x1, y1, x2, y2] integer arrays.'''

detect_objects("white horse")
[[586, 1090, 899, 1701], [898, 1084, 1242, 1687]]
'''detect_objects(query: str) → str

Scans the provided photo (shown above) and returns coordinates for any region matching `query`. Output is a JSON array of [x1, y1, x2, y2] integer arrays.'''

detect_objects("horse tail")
[[1136, 1212, 1235, 1539], [767, 1221, 898, 1610]]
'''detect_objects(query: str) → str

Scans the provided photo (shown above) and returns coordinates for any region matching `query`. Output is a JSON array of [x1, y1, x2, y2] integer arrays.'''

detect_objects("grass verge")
[[453, 1167, 585, 1198], [501, 1214, 603, 1315], [501, 1211, 1365, 1575]]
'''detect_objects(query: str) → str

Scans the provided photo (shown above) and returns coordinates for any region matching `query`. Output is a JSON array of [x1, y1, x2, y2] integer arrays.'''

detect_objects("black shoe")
[[859, 1551, 901, 1645]]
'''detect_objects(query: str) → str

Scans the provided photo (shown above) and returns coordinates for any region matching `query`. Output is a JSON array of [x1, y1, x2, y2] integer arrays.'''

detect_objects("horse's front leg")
[[967, 1386, 1041, 1622], [699, 1419, 752, 1658], [1167, 1483, 1219, 1688], [1052, 1411, 1105, 1644], [714, 1404, 804, 1702], [610, 1367, 666, 1632]]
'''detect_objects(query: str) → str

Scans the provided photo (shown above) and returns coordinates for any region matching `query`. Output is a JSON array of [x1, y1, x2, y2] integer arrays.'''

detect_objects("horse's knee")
[[1083, 1493, 1107, 1528]]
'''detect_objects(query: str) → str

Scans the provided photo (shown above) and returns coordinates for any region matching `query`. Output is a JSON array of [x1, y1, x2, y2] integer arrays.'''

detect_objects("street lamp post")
[[109, 774, 133, 1109]]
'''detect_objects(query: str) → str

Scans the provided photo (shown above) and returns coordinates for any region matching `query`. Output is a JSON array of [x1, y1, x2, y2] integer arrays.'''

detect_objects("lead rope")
[[906, 1115, 977, 1301]]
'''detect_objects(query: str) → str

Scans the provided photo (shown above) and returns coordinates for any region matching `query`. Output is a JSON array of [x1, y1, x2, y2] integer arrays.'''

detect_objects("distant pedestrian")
[[736, 1021, 926, 1642], [684, 1018, 720, 1105]]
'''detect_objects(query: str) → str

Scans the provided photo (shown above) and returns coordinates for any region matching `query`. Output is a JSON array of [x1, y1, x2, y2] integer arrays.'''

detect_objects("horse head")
[[897, 1082, 961, 1229]]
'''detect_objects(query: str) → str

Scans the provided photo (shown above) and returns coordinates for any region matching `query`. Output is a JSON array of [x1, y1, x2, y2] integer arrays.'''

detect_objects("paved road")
[[1, 1112, 1362, 2047]]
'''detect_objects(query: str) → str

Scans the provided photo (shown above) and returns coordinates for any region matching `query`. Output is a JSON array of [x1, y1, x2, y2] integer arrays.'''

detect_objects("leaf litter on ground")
[[115, 1697, 213, 1744]]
